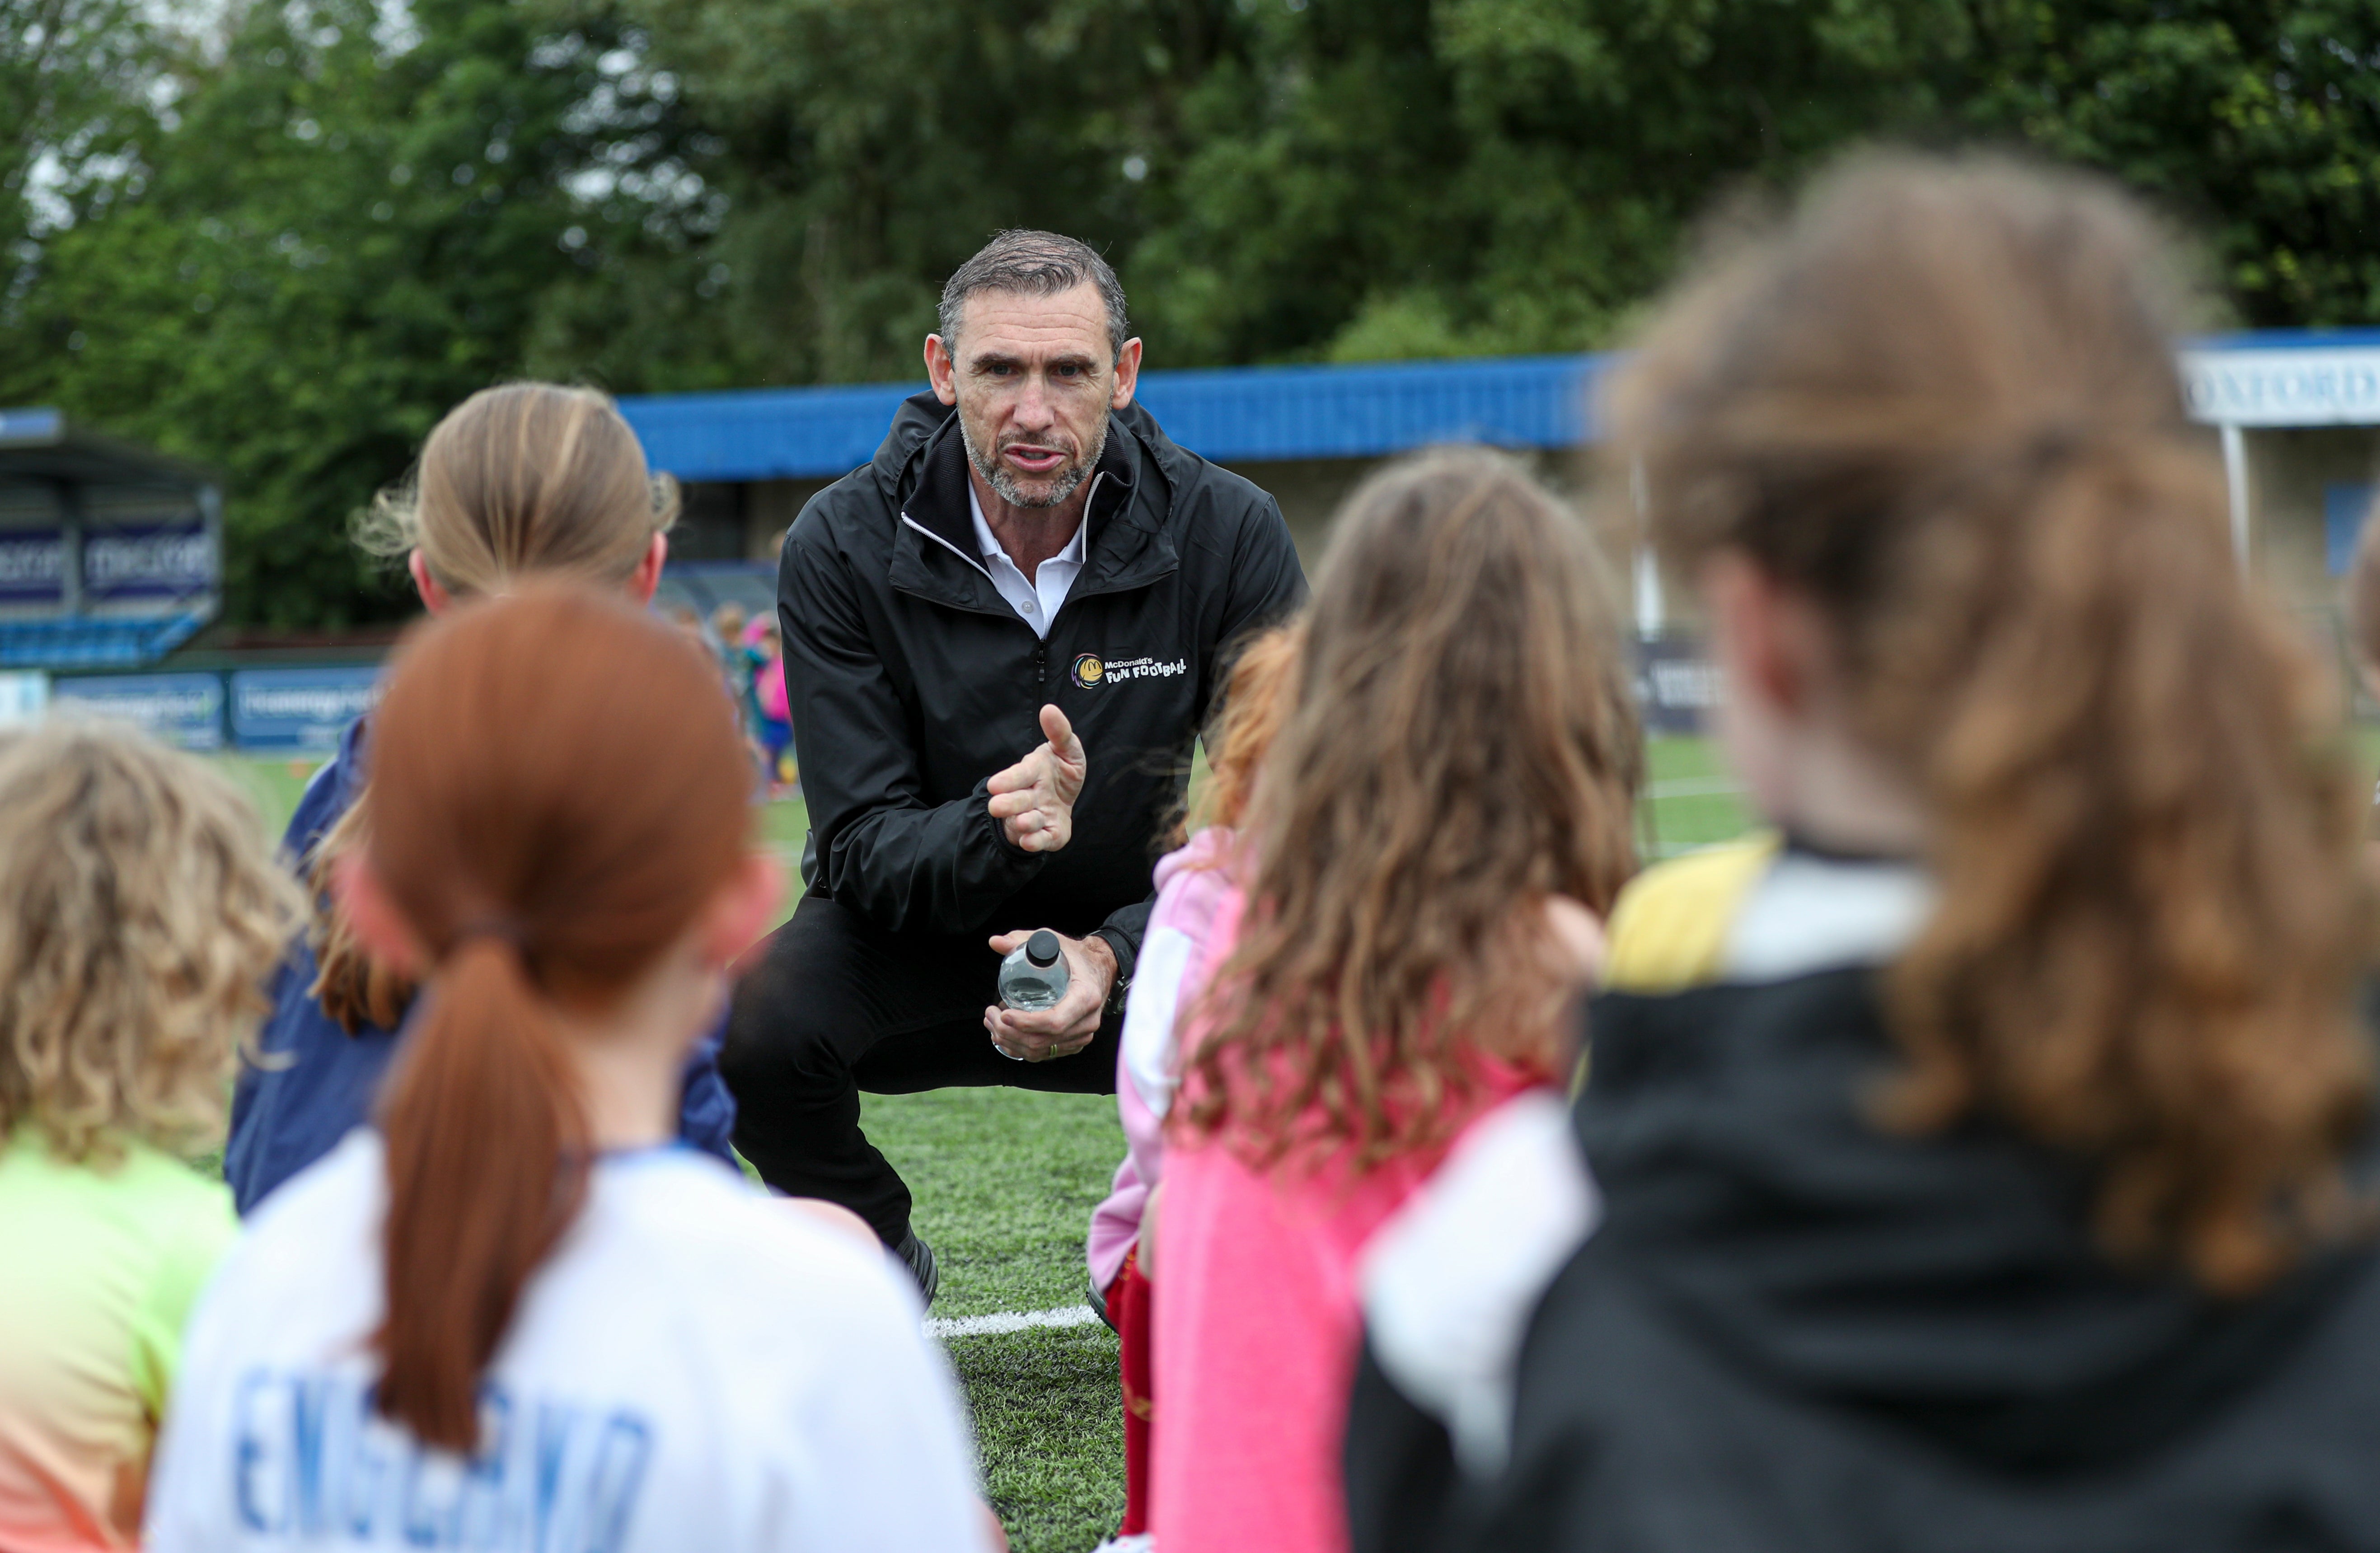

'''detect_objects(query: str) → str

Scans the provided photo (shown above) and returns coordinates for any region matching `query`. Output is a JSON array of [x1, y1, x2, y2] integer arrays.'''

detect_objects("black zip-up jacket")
[[1346, 972, 2380, 1553], [777, 392, 1306, 980]]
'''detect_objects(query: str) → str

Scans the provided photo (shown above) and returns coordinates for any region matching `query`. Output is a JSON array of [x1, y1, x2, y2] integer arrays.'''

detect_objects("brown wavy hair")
[[365, 585, 751, 1450], [1614, 151, 2374, 1294], [311, 383, 678, 1034], [0, 721, 302, 1162], [1181, 448, 1641, 1172]]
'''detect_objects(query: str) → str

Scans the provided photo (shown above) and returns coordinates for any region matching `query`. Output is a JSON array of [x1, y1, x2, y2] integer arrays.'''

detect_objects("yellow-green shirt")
[[0, 1127, 234, 1552]]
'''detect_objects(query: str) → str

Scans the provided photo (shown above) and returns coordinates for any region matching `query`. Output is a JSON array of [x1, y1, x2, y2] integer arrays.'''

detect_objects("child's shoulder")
[[579, 1156, 929, 1389], [116, 1141, 238, 1235], [597, 1152, 911, 1310], [0, 1129, 238, 1322], [1, 1126, 233, 1226], [1603, 832, 1782, 995], [1151, 826, 1245, 929]]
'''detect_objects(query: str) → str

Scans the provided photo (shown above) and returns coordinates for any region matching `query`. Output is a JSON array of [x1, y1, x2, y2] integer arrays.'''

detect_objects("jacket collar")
[[885, 395, 1179, 613]]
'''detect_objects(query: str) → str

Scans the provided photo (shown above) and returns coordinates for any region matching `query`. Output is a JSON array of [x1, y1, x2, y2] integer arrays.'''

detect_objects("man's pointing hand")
[[986, 704, 1086, 853]]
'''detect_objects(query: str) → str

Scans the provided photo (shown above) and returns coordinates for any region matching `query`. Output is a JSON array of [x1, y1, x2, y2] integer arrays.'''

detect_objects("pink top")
[[1152, 889, 1546, 1553], [1085, 828, 1242, 1292]]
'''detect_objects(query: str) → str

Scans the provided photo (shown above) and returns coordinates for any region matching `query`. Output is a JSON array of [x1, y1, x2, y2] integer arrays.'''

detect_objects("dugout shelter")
[[0, 408, 222, 670]]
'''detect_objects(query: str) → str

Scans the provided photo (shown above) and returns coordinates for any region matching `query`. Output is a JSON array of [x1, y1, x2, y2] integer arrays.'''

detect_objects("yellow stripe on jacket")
[[1604, 832, 1783, 993], [1572, 832, 1780, 1096]]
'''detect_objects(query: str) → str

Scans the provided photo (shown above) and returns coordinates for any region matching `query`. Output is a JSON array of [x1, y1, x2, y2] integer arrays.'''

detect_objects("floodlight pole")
[[2220, 421, 2250, 571], [1631, 457, 1664, 640], [55, 477, 83, 616]]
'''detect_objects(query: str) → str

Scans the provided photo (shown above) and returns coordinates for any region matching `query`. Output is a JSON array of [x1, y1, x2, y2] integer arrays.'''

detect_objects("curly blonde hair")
[[0, 719, 305, 1162]]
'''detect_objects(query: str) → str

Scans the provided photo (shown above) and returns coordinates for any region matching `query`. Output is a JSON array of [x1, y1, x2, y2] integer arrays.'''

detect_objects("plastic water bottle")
[[998, 930, 1070, 1011]]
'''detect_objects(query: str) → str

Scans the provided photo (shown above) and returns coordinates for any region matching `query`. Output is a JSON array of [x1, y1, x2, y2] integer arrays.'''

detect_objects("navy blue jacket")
[[225, 716, 740, 1215]]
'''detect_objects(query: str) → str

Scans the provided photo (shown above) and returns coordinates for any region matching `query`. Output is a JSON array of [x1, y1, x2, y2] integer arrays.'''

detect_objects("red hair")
[[365, 584, 750, 1450], [1174, 622, 1302, 847]]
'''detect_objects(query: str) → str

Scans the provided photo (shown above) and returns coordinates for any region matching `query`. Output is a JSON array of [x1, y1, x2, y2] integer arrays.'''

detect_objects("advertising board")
[[1634, 635, 1724, 736], [0, 529, 64, 607], [82, 520, 217, 603], [50, 672, 225, 750], [230, 666, 381, 752], [0, 670, 45, 726]]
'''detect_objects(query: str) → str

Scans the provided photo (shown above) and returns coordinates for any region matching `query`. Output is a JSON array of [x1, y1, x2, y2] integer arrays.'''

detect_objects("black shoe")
[[893, 1229, 938, 1307], [1086, 1275, 1116, 1333]]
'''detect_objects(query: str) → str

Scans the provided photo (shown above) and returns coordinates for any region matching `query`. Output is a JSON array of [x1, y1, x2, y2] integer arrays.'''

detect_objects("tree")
[[530, 0, 1247, 388], [6, 0, 2378, 626], [1123, 0, 2380, 358], [1957, 1, 2380, 327], [0, 0, 706, 625], [1, 0, 162, 311]]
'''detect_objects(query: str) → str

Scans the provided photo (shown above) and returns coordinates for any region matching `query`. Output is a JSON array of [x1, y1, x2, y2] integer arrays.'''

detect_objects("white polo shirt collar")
[[969, 479, 1088, 641]]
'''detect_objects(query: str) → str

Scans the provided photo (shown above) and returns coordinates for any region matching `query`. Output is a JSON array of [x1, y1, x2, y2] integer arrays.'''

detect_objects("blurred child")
[[1086, 621, 1302, 1549], [0, 723, 302, 1551], [710, 599, 749, 656], [146, 587, 993, 1553], [1348, 155, 2380, 1553], [745, 615, 796, 792], [225, 383, 740, 1214], [1153, 449, 1640, 1553], [709, 600, 752, 718], [2345, 503, 2380, 848]]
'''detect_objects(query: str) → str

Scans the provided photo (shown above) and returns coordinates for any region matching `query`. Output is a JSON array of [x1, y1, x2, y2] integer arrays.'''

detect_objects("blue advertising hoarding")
[[50, 672, 225, 751], [0, 529, 65, 606], [230, 666, 380, 752], [1634, 635, 1723, 735], [82, 520, 216, 603]]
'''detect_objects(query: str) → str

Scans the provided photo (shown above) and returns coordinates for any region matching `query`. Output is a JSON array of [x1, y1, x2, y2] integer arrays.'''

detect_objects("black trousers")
[[721, 891, 1120, 1247]]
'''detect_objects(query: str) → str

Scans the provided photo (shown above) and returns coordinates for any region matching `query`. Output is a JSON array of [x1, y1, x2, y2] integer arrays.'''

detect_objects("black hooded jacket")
[[776, 392, 1305, 975], [1347, 971, 2380, 1553]]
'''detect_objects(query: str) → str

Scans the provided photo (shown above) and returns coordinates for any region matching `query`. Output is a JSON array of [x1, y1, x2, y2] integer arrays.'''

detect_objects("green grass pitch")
[[207, 738, 1753, 1552]]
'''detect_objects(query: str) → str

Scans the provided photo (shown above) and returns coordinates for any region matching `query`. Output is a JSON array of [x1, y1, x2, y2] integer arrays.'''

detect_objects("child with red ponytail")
[[147, 586, 993, 1553]]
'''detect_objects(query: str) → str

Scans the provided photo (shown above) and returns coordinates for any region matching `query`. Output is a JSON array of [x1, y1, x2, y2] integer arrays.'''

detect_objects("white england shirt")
[[145, 1133, 989, 1553]]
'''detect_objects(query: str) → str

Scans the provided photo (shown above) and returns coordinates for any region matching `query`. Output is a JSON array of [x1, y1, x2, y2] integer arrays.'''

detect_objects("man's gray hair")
[[938, 230, 1131, 363]]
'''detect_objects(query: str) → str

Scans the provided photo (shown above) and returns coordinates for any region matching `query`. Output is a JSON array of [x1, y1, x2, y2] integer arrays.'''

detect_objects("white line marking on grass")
[[928, 1305, 1106, 1339], [1645, 776, 1746, 800]]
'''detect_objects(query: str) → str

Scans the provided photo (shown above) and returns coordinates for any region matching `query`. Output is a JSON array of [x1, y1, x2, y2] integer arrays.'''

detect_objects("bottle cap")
[[1026, 929, 1062, 968]]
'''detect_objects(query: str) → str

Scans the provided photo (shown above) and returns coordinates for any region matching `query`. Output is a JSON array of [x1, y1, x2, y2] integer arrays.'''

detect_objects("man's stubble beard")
[[959, 409, 1110, 510]]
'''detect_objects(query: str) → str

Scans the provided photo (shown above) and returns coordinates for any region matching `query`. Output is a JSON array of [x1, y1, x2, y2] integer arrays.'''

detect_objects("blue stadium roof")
[[618, 353, 1612, 483], [612, 327, 2380, 484], [2186, 327, 2380, 352]]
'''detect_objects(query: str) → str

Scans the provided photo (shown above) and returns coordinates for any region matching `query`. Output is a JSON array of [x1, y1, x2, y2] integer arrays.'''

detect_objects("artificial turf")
[[868, 1087, 1132, 1549]]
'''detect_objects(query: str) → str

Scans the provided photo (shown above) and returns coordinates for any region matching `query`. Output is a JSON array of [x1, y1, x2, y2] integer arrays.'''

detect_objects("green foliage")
[[2, 0, 162, 281], [864, 1086, 1129, 1552], [5, 0, 2379, 625], [0, 0, 707, 624], [1954, 2, 2380, 327], [529, 0, 1233, 388]]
